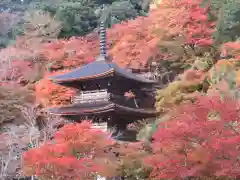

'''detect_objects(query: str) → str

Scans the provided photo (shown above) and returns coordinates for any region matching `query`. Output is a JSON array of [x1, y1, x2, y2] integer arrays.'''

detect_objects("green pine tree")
[[212, 0, 240, 45]]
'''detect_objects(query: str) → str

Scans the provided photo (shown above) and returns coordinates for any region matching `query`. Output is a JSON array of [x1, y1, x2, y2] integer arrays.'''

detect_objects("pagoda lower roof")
[[48, 60, 157, 84], [47, 101, 158, 118]]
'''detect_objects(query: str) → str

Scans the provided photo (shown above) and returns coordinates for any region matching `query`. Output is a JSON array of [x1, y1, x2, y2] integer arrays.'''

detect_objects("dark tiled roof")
[[48, 59, 157, 84]]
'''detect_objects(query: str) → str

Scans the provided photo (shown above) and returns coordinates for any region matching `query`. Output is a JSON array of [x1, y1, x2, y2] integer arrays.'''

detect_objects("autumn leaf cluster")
[[148, 94, 240, 179], [23, 121, 150, 180]]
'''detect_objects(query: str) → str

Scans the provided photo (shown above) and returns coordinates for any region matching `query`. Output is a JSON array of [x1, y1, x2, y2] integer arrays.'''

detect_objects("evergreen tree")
[[0, 0, 152, 43], [209, 0, 240, 45], [55, 1, 98, 37]]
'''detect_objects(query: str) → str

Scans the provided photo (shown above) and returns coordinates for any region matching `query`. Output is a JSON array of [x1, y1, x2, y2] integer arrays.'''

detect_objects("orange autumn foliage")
[[235, 70, 240, 87], [223, 41, 240, 59], [207, 58, 240, 95], [215, 59, 235, 68], [40, 18, 161, 71], [108, 18, 161, 69], [23, 121, 149, 179], [35, 70, 76, 107], [39, 0, 215, 70], [41, 36, 100, 70]]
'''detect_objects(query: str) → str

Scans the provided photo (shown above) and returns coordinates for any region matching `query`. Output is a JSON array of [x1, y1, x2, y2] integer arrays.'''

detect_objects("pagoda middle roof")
[[48, 60, 157, 84]]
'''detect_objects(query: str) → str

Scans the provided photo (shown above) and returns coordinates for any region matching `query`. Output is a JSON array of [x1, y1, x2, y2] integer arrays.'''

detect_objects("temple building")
[[48, 22, 159, 136]]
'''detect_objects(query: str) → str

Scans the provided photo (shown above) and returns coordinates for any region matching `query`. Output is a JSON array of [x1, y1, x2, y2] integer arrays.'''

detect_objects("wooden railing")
[[71, 89, 152, 109], [72, 89, 110, 104]]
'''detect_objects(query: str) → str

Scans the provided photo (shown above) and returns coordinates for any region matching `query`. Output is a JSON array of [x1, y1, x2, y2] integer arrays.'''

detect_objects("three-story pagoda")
[[48, 22, 158, 132]]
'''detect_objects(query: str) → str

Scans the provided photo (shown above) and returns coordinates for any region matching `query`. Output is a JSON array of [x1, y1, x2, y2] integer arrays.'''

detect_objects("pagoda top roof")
[[48, 58, 157, 84]]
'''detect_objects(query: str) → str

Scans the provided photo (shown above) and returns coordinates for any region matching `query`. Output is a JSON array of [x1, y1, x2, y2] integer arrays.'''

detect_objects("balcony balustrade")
[[71, 89, 149, 109], [71, 89, 110, 104]]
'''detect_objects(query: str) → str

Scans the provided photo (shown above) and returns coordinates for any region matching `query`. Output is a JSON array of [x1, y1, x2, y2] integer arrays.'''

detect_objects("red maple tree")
[[181, 0, 215, 46], [146, 94, 240, 179], [23, 121, 116, 180], [23, 121, 149, 179]]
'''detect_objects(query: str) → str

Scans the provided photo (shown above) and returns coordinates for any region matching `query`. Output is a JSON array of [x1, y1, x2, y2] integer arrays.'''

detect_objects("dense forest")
[[0, 0, 150, 47], [1, 0, 240, 179]]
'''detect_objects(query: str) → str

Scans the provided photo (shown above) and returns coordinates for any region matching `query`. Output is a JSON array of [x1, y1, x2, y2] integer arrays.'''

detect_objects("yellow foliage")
[[235, 70, 240, 86], [188, 147, 209, 164], [155, 80, 200, 112], [150, 0, 163, 9], [206, 58, 240, 98], [215, 59, 235, 69]]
